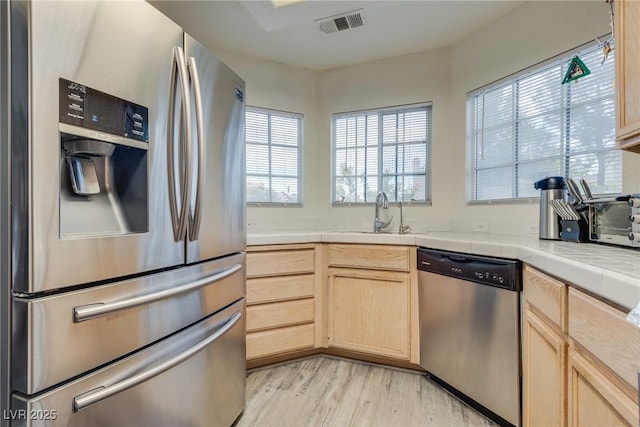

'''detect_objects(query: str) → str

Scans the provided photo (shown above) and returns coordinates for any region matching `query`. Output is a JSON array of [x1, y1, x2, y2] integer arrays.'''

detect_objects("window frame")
[[331, 102, 433, 207], [465, 39, 620, 204], [245, 106, 304, 207]]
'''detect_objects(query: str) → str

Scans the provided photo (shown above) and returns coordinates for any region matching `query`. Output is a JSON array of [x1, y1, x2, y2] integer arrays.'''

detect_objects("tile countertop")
[[247, 231, 640, 312]]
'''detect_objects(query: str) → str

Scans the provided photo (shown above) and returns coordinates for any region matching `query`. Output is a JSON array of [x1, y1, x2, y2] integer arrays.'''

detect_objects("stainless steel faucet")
[[373, 191, 393, 233], [398, 201, 411, 234]]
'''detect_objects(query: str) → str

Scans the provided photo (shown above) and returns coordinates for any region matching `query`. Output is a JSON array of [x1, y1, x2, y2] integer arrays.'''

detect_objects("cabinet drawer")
[[327, 244, 410, 271], [524, 265, 567, 332], [13, 300, 246, 427], [12, 254, 245, 395], [246, 249, 315, 278], [246, 298, 314, 332], [569, 287, 640, 390], [246, 323, 315, 359], [247, 274, 314, 305]]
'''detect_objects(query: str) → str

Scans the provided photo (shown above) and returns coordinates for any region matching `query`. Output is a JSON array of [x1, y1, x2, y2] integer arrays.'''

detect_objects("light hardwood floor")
[[235, 356, 499, 427]]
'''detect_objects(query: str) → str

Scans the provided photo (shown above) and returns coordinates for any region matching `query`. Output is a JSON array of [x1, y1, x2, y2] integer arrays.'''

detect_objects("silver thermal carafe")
[[534, 176, 566, 240]]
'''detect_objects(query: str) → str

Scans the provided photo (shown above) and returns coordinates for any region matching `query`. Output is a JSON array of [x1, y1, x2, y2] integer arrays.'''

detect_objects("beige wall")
[[314, 47, 452, 232], [216, 0, 640, 234], [213, 50, 321, 231]]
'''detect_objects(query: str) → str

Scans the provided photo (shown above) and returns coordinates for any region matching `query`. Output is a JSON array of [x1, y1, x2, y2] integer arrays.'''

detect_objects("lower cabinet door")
[[327, 268, 410, 360], [11, 300, 246, 427], [522, 306, 567, 427], [568, 347, 639, 427]]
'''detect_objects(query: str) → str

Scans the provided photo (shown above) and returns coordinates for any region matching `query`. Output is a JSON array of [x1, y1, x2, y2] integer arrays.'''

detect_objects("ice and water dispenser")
[[59, 78, 149, 237]]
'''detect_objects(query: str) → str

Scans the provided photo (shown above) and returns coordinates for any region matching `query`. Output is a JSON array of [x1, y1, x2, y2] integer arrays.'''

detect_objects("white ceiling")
[[149, 0, 525, 70]]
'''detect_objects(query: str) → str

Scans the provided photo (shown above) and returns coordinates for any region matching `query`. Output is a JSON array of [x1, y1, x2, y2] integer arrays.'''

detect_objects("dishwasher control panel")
[[418, 248, 521, 291], [474, 271, 507, 285]]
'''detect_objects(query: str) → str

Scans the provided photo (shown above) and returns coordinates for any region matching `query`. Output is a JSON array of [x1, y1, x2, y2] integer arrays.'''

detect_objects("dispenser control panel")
[[59, 78, 149, 142]]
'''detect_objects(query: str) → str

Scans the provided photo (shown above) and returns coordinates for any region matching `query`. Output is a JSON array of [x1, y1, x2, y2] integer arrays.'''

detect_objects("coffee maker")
[[534, 176, 566, 240]]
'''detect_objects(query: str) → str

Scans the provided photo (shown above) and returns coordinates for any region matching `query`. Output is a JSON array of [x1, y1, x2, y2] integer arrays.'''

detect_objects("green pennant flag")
[[562, 56, 591, 84]]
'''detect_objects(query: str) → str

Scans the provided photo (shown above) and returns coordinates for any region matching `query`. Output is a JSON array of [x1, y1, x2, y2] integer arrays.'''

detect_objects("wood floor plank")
[[236, 356, 500, 427], [305, 358, 368, 426]]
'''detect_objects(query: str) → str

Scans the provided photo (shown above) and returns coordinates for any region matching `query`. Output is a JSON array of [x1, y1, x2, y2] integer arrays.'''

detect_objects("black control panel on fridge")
[[59, 78, 149, 142]]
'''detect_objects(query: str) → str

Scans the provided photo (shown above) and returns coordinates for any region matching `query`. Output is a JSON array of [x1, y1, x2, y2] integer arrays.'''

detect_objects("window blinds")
[[246, 107, 303, 204], [333, 104, 432, 204], [466, 43, 620, 201]]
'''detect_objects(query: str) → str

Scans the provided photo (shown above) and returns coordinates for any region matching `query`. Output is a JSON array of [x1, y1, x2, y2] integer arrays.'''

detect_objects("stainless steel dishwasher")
[[417, 248, 521, 427]]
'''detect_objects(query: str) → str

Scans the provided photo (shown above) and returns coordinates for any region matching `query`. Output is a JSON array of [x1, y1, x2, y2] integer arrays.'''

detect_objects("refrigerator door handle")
[[167, 48, 180, 239], [72, 311, 242, 412], [167, 46, 192, 241], [187, 56, 204, 241], [73, 263, 242, 322]]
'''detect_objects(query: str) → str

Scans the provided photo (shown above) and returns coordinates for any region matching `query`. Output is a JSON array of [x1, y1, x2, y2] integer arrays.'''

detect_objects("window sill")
[[332, 201, 432, 207], [248, 203, 303, 208]]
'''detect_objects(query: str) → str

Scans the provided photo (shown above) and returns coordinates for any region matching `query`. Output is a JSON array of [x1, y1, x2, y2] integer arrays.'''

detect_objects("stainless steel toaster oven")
[[588, 195, 640, 248]]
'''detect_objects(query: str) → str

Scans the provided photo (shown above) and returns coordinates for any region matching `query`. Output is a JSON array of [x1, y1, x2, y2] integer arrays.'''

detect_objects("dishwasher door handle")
[[442, 255, 473, 263]]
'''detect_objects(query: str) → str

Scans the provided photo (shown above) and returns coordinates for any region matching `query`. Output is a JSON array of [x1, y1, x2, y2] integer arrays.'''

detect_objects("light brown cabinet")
[[245, 244, 321, 361], [247, 299, 314, 332], [568, 348, 638, 426], [522, 265, 568, 427], [247, 243, 419, 365], [327, 268, 410, 360], [615, 0, 640, 152], [568, 287, 640, 427], [523, 265, 640, 427], [523, 305, 568, 427], [325, 244, 418, 363], [327, 244, 411, 271]]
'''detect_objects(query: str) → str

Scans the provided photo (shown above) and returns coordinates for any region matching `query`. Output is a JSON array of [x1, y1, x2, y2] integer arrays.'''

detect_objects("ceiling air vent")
[[315, 9, 365, 35]]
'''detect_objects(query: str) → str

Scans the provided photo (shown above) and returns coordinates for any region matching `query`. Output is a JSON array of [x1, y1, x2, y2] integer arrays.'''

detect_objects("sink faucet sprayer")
[[398, 201, 411, 234], [373, 191, 393, 233]]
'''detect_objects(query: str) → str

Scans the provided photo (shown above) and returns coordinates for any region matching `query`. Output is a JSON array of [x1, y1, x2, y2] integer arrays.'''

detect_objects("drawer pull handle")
[[73, 311, 242, 412], [73, 264, 242, 322]]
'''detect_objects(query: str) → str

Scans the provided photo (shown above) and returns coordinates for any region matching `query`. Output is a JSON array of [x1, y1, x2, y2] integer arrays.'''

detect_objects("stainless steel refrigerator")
[[0, 1, 247, 425]]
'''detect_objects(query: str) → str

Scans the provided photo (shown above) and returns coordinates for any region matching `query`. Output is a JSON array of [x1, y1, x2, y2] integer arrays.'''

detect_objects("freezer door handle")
[[73, 263, 242, 322], [72, 310, 242, 412], [187, 56, 204, 241], [167, 46, 192, 241]]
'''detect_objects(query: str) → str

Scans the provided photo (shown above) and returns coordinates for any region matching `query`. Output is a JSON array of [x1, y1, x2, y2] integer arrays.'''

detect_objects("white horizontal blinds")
[[467, 43, 620, 201], [515, 65, 564, 198], [381, 107, 431, 202], [334, 103, 431, 204], [246, 107, 302, 204], [470, 84, 516, 200], [334, 112, 379, 203], [565, 47, 618, 194]]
